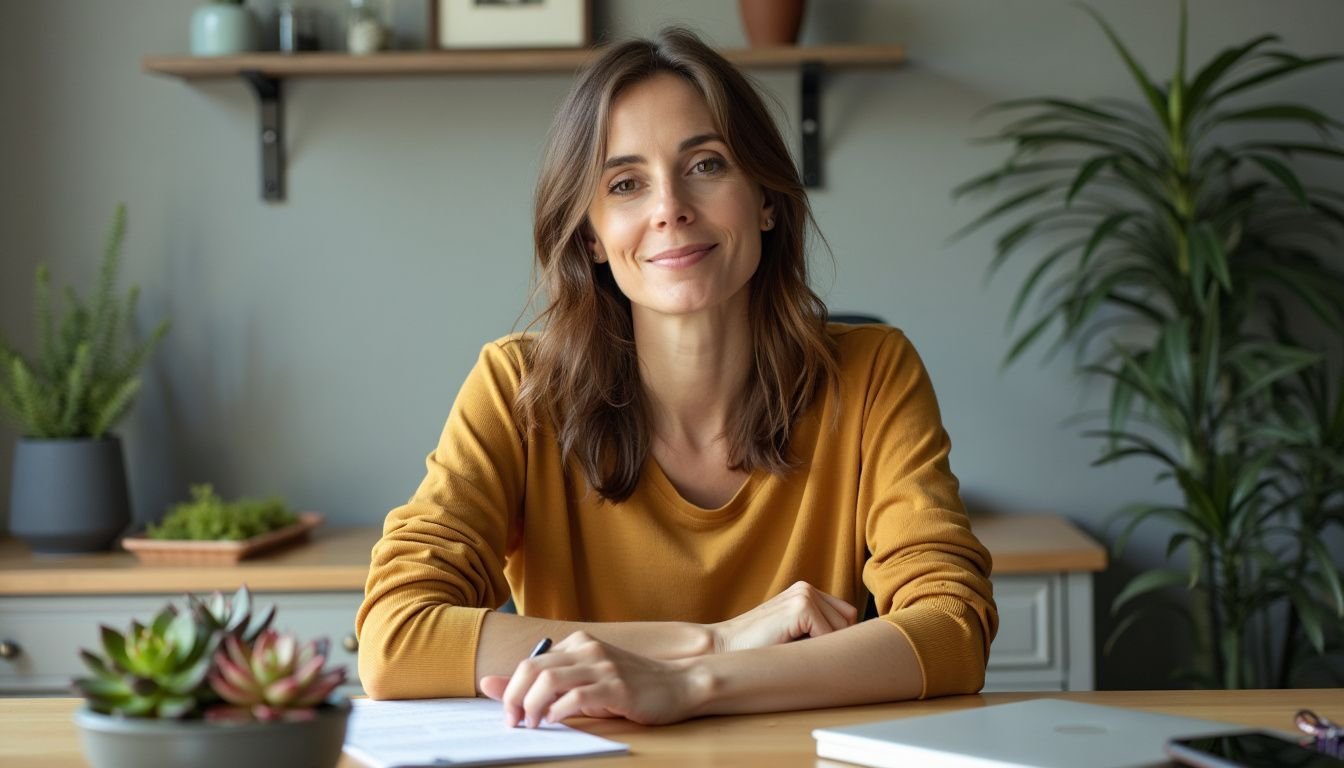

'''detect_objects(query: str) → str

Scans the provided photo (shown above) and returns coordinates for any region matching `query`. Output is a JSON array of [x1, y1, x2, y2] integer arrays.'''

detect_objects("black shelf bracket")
[[800, 61, 823, 188], [229, 60, 831, 199], [241, 70, 285, 202]]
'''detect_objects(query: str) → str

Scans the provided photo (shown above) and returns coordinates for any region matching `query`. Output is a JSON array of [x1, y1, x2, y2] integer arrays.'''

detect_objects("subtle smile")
[[647, 243, 716, 268]]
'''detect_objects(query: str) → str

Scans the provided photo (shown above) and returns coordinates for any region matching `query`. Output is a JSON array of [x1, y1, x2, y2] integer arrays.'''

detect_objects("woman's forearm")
[[475, 611, 713, 688], [681, 619, 923, 716]]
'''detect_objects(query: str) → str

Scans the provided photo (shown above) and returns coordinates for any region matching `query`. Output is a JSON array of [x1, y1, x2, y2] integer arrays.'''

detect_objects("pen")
[[528, 637, 552, 659]]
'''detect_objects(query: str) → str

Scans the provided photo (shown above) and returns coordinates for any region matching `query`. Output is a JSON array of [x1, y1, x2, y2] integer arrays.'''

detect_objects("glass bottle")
[[278, 2, 321, 52]]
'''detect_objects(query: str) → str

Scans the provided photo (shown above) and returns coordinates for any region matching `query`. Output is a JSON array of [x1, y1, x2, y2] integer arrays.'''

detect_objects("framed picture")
[[430, 0, 591, 50]]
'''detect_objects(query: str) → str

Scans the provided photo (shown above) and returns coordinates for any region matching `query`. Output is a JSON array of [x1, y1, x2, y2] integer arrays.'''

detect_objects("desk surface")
[[0, 690, 1334, 767], [0, 514, 1106, 596]]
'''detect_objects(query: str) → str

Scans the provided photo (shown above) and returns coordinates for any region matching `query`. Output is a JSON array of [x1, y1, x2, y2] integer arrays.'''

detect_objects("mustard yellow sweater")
[[357, 324, 998, 700]]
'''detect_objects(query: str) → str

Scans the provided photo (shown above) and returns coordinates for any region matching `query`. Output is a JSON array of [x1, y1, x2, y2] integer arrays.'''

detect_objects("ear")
[[590, 240, 609, 264], [581, 222, 608, 263], [760, 194, 776, 231]]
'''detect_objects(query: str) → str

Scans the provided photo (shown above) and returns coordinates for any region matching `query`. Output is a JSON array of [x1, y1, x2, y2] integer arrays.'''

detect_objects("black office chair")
[[828, 313, 886, 325]]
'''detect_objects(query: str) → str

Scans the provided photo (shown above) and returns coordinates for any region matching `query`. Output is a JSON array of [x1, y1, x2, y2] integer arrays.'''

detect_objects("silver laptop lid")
[[813, 698, 1240, 768]]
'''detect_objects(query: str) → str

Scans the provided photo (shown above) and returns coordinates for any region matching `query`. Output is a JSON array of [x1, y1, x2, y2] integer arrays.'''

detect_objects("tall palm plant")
[[955, 1, 1344, 688]]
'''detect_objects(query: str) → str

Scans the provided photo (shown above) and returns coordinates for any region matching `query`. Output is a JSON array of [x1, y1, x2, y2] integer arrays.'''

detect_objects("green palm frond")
[[958, 0, 1344, 688]]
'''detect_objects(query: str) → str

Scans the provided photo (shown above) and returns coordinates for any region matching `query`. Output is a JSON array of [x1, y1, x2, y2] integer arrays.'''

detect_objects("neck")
[[632, 292, 752, 451]]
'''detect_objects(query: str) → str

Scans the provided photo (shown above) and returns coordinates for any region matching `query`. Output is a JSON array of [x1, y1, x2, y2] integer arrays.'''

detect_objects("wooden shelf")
[[141, 44, 907, 201], [141, 44, 906, 79]]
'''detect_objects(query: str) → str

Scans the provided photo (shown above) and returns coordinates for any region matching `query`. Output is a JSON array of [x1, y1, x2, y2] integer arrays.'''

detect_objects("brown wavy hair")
[[516, 27, 837, 502]]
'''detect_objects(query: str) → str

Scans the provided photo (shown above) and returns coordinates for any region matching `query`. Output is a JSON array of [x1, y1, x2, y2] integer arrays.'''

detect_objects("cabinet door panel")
[[987, 575, 1060, 670]]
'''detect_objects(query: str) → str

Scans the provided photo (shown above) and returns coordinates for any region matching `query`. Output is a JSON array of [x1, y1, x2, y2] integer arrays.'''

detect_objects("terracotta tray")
[[120, 512, 324, 565]]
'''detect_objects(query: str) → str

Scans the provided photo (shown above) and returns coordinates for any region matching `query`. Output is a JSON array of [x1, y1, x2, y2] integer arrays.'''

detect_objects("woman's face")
[[586, 73, 773, 321]]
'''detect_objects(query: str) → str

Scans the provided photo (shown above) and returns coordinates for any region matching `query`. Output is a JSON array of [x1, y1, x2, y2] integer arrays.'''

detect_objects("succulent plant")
[[149, 484, 296, 541], [73, 585, 347, 722], [74, 604, 219, 718], [188, 584, 275, 643], [207, 629, 348, 723]]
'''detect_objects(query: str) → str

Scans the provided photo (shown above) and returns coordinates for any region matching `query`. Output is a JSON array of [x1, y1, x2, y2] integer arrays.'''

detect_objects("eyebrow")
[[602, 133, 724, 171]]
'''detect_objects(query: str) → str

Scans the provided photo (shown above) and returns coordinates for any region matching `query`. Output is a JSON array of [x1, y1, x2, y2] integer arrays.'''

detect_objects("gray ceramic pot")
[[74, 700, 351, 768], [9, 436, 131, 553]]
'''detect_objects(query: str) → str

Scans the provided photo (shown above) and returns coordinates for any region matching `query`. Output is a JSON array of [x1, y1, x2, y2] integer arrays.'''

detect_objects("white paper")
[[343, 698, 630, 768]]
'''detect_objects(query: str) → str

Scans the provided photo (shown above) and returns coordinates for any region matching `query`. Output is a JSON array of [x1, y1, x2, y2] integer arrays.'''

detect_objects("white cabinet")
[[0, 592, 364, 695], [984, 573, 1095, 692]]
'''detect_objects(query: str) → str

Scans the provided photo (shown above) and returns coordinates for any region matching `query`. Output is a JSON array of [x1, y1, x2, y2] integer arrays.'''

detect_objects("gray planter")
[[74, 700, 351, 768], [8, 436, 131, 553]]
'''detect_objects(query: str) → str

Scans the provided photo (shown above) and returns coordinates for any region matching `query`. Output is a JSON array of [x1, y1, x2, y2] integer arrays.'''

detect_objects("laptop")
[[813, 698, 1239, 768]]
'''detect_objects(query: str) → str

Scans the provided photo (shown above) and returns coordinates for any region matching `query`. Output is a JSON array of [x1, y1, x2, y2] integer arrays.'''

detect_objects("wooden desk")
[[0, 690, 1334, 767], [0, 516, 1106, 694]]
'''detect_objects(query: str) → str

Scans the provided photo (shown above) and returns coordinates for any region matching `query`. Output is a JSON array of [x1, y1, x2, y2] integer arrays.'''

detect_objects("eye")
[[608, 177, 638, 195], [692, 157, 725, 174]]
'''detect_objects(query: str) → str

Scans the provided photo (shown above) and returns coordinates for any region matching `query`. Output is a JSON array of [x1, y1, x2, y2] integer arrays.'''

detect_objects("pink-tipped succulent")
[[206, 629, 346, 722]]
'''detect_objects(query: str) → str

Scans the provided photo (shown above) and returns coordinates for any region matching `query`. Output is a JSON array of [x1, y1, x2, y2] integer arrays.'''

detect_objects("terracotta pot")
[[739, 0, 806, 47]]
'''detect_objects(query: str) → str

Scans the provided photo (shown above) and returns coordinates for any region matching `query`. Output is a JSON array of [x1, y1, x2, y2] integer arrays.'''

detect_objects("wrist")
[[705, 620, 728, 655], [652, 622, 716, 659], [685, 622, 716, 657], [674, 656, 719, 718]]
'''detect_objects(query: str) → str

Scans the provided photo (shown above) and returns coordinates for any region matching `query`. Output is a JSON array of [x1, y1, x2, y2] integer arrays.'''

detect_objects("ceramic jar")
[[190, 1, 257, 56], [347, 0, 387, 55]]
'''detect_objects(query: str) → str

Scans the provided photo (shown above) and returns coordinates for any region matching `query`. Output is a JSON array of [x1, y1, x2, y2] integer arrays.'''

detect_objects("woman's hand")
[[479, 632, 706, 727], [709, 581, 860, 653]]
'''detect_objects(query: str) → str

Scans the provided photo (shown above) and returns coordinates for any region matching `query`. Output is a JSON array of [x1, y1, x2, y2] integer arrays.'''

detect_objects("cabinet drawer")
[[0, 592, 363, 694], [987, 575, 1060, 671]]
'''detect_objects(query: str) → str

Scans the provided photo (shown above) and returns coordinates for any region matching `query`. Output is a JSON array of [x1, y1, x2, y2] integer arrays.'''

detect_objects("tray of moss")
[[121, 484, 323, 565]]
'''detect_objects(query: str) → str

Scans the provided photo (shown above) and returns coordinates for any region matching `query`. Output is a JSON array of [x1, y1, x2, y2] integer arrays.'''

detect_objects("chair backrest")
[[828, 313, 886, 325]]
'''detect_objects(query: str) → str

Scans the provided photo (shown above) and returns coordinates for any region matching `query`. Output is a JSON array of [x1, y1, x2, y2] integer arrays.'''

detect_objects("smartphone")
[[1166, 730, 1344, 768]]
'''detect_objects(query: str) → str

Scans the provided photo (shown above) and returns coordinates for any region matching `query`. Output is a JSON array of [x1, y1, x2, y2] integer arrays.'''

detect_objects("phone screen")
[[1167, 731, 1344, 768]]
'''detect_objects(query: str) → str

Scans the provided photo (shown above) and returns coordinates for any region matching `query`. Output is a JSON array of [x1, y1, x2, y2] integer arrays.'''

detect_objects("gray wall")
[[2, 0, 1340, 688]]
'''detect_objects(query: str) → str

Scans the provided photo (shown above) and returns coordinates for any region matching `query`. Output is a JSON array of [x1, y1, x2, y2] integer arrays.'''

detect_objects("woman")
[[357, 27, 997, 727]]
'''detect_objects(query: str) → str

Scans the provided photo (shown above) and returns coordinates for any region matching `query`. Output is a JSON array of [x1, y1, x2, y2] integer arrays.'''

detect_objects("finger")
[[777, 588, 842, 638], [522, 666, 593, 729], [501, 655, 560, 727], [783, 583, 857, 630], [804, 598, 847, 637], [787, 582, 857, 625], [546, 682, 619, 724], [817, 590, 861, 623], [479, 675, 509, 700]]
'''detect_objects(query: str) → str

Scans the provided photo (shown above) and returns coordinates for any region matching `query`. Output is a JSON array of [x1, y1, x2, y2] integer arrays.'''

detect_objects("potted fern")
[[73, 585, 349, 768], [0, 204, 168, 552], [956, 1, 1344, 687]]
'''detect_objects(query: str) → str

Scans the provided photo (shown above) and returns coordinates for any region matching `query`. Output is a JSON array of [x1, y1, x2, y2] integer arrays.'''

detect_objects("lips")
[[647, 243, 716, 268]]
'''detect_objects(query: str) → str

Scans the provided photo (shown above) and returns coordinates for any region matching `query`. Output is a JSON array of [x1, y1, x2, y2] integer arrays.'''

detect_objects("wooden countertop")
[[0, 514, 1105, 596], [0, 526, 378, 595], [974, 514, 1108, 573], [0, 690, 1332, 768]]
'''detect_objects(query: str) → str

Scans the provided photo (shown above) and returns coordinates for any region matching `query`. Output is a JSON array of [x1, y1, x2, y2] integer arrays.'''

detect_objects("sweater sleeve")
[[859, 329, 998, 699], [355, 340, 527, 699]]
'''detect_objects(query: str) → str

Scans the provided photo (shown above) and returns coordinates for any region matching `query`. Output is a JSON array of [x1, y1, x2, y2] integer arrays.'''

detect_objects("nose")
[[651, 178, 694, 229]]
